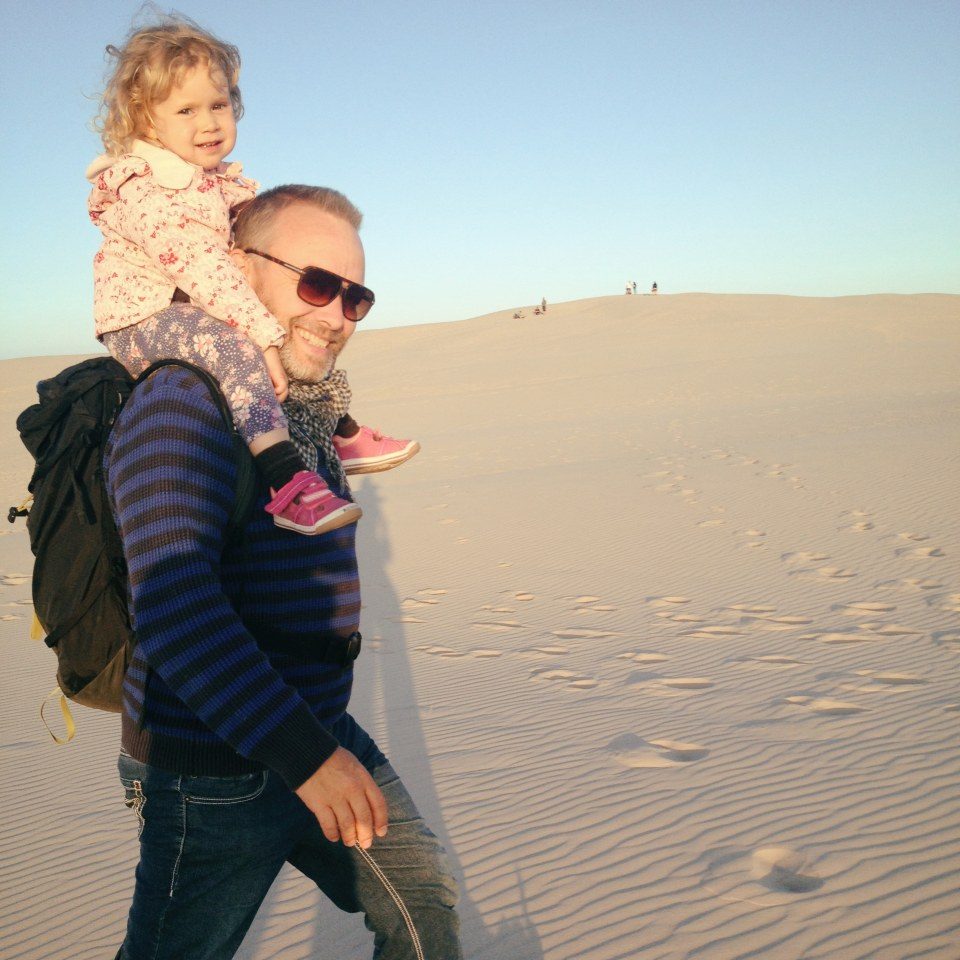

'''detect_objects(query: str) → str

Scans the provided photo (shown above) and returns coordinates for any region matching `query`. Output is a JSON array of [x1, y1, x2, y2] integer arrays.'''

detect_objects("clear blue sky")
[[1, 0, 957, 359]]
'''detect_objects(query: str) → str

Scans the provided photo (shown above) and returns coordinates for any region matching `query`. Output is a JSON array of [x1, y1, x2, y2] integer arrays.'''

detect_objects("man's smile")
[[297, 326, 333, 350]]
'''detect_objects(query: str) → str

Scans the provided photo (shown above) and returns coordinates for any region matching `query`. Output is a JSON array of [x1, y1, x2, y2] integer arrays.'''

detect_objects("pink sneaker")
[[333, 426, 421, 475], [264, 470, 362, 535]]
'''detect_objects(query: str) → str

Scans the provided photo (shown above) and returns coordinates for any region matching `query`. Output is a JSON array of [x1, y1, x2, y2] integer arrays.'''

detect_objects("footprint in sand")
[[514, 593, 535, 601], [648, 596, 691, 608], [841, 510, 874, 533], [895, 543, 945, 559], [751, 847, 824, 893], [902, 578, 943, 591], [529, 645, 570, 656], [698, 518, 726, 528], [614, 740, 710, 770], [618, 652, 670, 664], [738, 529, 766, 549], [941, 595, 960, 614], [852, 670, 929, 688], [1, 614, 24, 621], [470, 649, 503, 658], [899, 532, 930, 542], [858, 623, 922, 637], [910, 546, 946, 559], [767, 463, 793, 479], [659, 677, 714, 690], [702, 846, 824, 904], [419, 588, 448, 596], [785, 695, 867, 716], [415, 645, 464, 657], [551, 628, 621, 640], [817, 629, 886, 645], [654, 482, 681, 494], [659, 612, 705, 623], [756, 615, 813, 632], [471, 620, 523, 633], [838, 602, 896, 616], [609, 733, 710, 768], [933, 632, 960, 653], [684, 625, 745, 640], [815, 566, 858, 581], [739, 655, 807, 669], [531, 667, 598, 690], [782, 551, 831, 566], [1, 574, 31, 587], [402, 598, 440, 608], [727, 604, 777, 614]]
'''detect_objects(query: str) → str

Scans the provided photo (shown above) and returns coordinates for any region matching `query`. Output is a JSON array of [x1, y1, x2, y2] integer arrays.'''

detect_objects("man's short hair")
[[233, 185, 363, 251]]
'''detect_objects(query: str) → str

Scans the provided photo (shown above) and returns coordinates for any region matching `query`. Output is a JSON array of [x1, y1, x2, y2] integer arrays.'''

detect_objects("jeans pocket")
[[121, 778, 146, 838], [374, 764, 423, 826], [180, 771, 269, 805]]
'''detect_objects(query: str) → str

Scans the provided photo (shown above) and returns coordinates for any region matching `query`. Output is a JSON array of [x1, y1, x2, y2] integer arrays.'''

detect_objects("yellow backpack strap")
[[30, 611, 45, 641], [40, 687, 77, 744]]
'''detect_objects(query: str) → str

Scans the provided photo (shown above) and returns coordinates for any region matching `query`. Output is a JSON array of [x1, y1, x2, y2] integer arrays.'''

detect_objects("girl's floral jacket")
[[87, 139, 285, 350]]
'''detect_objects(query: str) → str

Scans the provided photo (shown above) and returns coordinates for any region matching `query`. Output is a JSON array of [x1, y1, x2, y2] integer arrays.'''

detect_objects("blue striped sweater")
[[103, 367, 359, 789]]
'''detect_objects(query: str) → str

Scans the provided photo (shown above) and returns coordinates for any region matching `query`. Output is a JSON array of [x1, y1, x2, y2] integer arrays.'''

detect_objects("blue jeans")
[[116, 714, 461, 959]]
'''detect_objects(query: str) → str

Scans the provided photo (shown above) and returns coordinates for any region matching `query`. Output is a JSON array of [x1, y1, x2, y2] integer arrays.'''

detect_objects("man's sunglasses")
[[242, 250, 375, 321]]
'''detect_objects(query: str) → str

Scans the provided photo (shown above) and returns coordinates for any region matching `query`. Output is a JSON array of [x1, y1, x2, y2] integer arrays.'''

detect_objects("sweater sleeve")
[[119, 175, 286, 350], [106, 369, 337, 788]]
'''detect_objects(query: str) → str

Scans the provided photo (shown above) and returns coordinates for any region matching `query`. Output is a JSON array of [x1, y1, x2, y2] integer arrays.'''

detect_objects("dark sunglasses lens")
[[342, 285, 374, 321], [297, 268, 340, 307]]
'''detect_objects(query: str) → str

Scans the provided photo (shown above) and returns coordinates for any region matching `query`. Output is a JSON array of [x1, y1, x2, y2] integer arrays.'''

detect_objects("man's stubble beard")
[[279, 336, 342, 384]]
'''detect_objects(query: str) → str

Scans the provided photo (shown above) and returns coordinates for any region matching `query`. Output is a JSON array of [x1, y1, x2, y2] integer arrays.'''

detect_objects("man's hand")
[[263, 345, 289, 402], [295, 747, 389, 848]]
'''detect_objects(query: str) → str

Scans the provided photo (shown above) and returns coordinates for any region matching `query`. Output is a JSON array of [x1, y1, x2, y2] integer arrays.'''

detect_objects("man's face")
[[236, 204, 364, 383]]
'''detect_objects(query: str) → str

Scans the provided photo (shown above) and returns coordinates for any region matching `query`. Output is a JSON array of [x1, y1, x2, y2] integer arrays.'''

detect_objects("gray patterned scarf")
[[282, 369, 352, 497]]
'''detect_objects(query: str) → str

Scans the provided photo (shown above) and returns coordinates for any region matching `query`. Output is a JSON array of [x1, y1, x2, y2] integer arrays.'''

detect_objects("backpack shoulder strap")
[[131, 360, 257, 540]]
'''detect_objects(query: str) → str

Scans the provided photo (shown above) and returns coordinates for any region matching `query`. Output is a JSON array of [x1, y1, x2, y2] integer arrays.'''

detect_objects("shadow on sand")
[[238, 478, 544, 959]]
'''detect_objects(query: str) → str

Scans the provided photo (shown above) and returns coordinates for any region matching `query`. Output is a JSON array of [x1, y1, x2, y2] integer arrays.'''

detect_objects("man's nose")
[[308, 298, 346, 331]]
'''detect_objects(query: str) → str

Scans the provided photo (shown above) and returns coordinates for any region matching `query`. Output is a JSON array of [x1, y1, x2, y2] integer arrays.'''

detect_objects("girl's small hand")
[[263, 346, 289, 402]]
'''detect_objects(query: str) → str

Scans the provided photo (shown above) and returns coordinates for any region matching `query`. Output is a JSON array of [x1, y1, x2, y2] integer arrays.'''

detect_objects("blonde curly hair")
[[95, 13, 244, 155]]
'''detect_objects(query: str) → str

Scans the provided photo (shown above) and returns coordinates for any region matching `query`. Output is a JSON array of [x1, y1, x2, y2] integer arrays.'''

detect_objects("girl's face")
[[145, 64, 237, 170]]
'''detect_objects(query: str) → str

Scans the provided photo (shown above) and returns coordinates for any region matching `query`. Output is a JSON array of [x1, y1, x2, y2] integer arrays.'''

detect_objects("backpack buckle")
[[340, 631, 362, 666], [7, 495, 32, 523]]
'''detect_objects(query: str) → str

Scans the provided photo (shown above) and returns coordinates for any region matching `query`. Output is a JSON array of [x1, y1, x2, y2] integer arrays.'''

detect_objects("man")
[[107, 185, 462, 959]]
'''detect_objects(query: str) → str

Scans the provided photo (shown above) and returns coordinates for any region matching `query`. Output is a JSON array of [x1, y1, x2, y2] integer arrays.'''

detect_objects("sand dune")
[[1, 293, 958, 959]]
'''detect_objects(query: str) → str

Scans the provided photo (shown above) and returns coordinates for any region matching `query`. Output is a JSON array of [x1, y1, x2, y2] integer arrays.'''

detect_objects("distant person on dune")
[[652, 282, 658, 294]]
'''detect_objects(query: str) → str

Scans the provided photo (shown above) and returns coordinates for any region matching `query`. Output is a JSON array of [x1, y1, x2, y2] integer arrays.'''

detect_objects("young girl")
[[87, 16, 418, 535]]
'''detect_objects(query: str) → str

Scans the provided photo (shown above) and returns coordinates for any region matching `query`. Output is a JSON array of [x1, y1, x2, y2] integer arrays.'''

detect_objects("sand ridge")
[[1, 293, 958, 959]]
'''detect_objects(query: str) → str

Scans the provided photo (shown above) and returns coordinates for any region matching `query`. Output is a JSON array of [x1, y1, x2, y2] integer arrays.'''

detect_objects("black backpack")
[[10, 357, 256, 731]]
